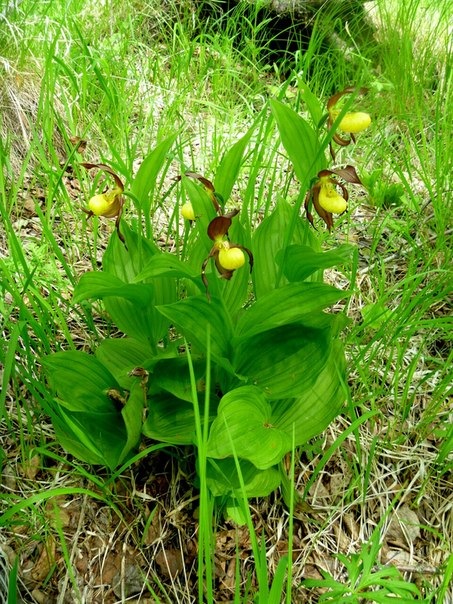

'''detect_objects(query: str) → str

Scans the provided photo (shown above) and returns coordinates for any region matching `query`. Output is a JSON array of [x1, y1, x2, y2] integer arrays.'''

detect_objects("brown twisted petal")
[[305, 183, 334, 231], [331, 165, 362, 184], [177, 172, 221, 213], [317, 166, 361, 184], [80, 163, 125, 191], [326, 86, 369, 111]]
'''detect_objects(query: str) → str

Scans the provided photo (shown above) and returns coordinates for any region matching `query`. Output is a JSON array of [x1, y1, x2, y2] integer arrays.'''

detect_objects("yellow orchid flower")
[[81, 162, 126, 244], [305, 166, 363, 231], [317, 177, 348, 214], [201, 211, 253, 299], [218, 242, 246, 270], [181, 201, 196, 221], [330, 110, 372, 134], [327, 87, 371, 159], [88, 186, 123, 218]]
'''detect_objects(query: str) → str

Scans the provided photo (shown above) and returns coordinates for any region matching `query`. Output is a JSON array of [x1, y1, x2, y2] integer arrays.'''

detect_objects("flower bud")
[[318, 182, 347, 214], [218, 246, 245, 270], [336, 111, 371, 134], [181, 202, 195, 221]]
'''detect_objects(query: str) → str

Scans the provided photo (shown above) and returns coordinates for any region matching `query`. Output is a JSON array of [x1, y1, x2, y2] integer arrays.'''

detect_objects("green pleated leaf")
[[54, 407, 126, 469], [95, 338, 155, 388], [276, 243, 355, 282], [183, 177, 218, 252], [156, 295, 234, 370], [142, 392, 196, 445], [270, 98, 326, 185], [52, 415, 108, 466], [119, 381, 146, 464], [214, 124, 255, 204], [101, 223, 176, 341], [74, 272, 154, 306], [234, 323, 331, 399], [270, 341, 346, 446], [43, 351, 132, 469], [134, 253, 201, 283], [252, 199, 317, 299], [131, 133, 177, 214], [206, 458, 281, 498], [42, 351, 122, 415], [149, 355, 205, 403], [235, 282, 349, 339], [207, 386, 290, 469], [103, 221, 159, 283], [103, 297, 158, 341]]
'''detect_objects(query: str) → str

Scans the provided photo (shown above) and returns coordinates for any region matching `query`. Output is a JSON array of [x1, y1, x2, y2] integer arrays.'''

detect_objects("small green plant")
[[41, 87, 370, 509], [361, 169, 406, 209], [302, 533, 423, 602]]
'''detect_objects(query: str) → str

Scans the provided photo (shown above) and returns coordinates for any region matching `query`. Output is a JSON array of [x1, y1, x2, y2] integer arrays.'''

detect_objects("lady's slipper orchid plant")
[[81, 162, 126, 244], [202, 210, 253, 299], [327, 87, 371, 160], [305, 165, 363, 231]]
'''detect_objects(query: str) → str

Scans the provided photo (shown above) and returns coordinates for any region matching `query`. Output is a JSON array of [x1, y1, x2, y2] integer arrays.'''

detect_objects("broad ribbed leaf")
[[101, 223, 176, 341], [74, 272, 159, 341], [134, 253, 200, 282], [131, 134, 177, 214], [103, 297, 160, 341], [234, 323, 330, 399], [271, 341, 346, 445], [103, 221, 159, 283], [43, 351, 121, 415], [207, 386, 289, 469], [276, 244, 355, 282], [149, 355, 206, 402], [119, 382, 146, 464], [55, 407, 126, 469], [74, 272, 154, 306], [270, 98, 326, 184], [157, 295, 234, 370], [43, 351, 132, 469], [206, 458, 281, 498], [235, 282, 349, 339], [142, 392, 196, 445], [95, 338, 155, 388], [252, 199, 317, 299], [214, 125, 255, 204]]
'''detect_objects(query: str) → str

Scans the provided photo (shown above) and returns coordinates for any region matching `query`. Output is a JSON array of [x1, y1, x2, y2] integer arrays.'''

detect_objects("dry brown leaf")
[[221, 558, 237, 591], [30, 537, 56, 583], [99, 550, 121, 584], [143, 506, 161, 545], [31, 588, 48, 604], [68, 136, 87, 153], [386, 505, 420, 548], [155, 548, 184, 578], [343, 512, 360, 541], [21, 455, 41, 479], [333, 523, 351, 551], [45, 496, 71, 528], [382, 547, 414, 566], [302, 563, 324, 581], [112, 561, 144, 598]]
